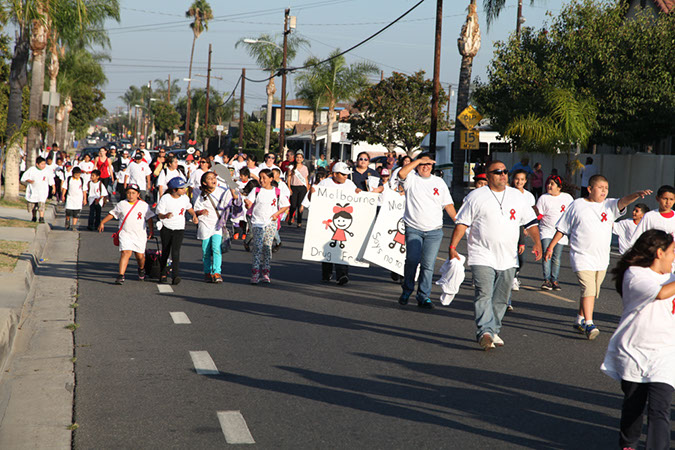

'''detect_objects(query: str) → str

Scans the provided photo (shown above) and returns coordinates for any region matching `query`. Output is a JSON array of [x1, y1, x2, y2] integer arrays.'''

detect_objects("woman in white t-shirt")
[[156, 177, 198, 285], [602, 229, 675, 450], [536, 175, 574, 290], [245, 169, 289, 284]]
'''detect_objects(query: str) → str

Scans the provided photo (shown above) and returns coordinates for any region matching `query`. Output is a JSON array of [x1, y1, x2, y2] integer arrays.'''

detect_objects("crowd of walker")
[[19, 144, 675, 449]]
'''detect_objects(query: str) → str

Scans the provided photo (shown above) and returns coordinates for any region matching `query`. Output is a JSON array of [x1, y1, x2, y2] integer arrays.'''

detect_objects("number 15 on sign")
[[459, 130, 480, 150]]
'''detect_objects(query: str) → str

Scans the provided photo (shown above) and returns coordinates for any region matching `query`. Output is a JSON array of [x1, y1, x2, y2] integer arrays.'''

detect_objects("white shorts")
[[118, 230, 148, 254]]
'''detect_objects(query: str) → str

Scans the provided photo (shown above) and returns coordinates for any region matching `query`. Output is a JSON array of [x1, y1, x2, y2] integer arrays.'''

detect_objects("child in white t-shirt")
[[62, 166, 86, 230], [156, 177, 197, 285], [545, 174, 652, 340], [630, 185, 675, 248], [510, 169, 537, 295], [245, 169, 289, 284], [601, 229, 675, 449], [86, 169, 108, 231], [613, 203, 648, 255], [232, 167, 250, 240], [20, 156, 54, 223], [98, 184, 155, 284]]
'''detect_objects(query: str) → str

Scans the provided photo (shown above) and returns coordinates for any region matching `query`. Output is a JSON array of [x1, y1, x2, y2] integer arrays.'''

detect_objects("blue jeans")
[[541, 238, 563, 282], [402, 225, 444, 302], [201, 234, 222, 275], [471, 265, 516, 338]]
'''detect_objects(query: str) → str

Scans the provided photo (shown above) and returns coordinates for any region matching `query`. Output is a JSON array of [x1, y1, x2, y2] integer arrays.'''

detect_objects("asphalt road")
[[72, 206, 671, 449]]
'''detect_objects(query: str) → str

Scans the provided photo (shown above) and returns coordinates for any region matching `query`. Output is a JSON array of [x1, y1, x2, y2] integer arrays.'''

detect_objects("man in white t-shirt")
[[124, 153, 151, 200], [21, 156, 55, 223], [449, 160, 542, 350], [613, 204, 648, 255], [397, 153, 456, 309]]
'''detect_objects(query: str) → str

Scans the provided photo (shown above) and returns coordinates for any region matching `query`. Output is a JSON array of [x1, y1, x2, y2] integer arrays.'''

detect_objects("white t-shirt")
[[21, 166, 53, 203], [517, 188, 536, 207], [248, 165, 261, 179], [277, 180, 291, 201], [580, 164, 598, 187], [630, 210, 675, 246], [78, 161, 95, 185], [555, 197, 624, 272], [601, 267, 675, 389], [231, 159, 246, 175], [116, 158, 131, 183], [126, 161, 151, 190], [317, 177, 358, 191], [109, 199, 155, 253], [156, 194, 192, 230], [402, 172, 453, 232], [536, 192, 574, 244], [157, 167, 186, 190], [247, 187, 290, 228], [64, 176, 86, 210], [193, 187, 235, 240], [455, 186, 538, 270], [613, 219, 639, 255], [87, 180, 108, 206]]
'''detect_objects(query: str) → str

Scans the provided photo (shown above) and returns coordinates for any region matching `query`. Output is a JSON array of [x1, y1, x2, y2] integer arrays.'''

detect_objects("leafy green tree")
[[348, 71, 449, 155], [154, 77, 181, 103], [185, 0, 213, 142], [151, 100, 182, 142]]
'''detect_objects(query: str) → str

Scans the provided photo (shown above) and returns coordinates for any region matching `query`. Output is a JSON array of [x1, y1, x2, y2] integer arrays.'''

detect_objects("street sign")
[[215, 125, 224, 132], [459, 130, 480, 150], [458, 105, 483, 130], [173, 129, 179, 134]]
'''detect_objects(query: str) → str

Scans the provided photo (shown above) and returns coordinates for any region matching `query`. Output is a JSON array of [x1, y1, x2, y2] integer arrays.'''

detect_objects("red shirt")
[[95, 157, 111, 179]]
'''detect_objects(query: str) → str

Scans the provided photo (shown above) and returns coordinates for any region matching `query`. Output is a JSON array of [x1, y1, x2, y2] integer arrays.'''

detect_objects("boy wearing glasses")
[[449, 161, 542, 350]]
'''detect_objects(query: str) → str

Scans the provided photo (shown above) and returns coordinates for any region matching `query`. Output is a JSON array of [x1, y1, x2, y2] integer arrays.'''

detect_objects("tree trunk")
[[26, 13, 49, 167], [46, 35, 59, 146], [2, 143, 22, 201], [264, 75, 276, 152], [326, 101, 335, 159], [185, 35, 196, 144], [54, 103, 65, 149]]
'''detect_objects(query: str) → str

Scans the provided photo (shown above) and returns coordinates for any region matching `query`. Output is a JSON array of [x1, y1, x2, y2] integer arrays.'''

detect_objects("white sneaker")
[[493, 334, 504, 347], [512, 278, 520, 291], [479, 332, 495, 351]]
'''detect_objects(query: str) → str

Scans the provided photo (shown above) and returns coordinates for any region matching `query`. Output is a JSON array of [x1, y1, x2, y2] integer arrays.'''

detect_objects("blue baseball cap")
[[167, 177, 188, 189]]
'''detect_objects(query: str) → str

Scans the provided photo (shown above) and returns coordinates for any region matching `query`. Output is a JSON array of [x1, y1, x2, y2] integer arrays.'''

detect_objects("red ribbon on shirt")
[[179, 208, 184, 216], [672, 299, 675, 315], [510, 209, 516, 220], [137, 212, 142, 220], [433, 188, 439, 196], [560, 205, 566, 213], [271, 199, 277, 207], [601, 212, 608, 222]]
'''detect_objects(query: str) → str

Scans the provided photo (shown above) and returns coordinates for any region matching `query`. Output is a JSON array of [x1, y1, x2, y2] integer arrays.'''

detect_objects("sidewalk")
[[0, 204, 76, 449]]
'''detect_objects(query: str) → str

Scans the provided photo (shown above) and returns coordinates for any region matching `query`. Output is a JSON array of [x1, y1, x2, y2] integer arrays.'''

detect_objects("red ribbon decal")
[[178, 208, 184, 216], [433, 188, 439, 196], [333, 205, 353, 214], [601, 213, 608, 222], [560, 205, 566, 213], [672, 299, 675, 315], [137, 212, 142, 220], [322, 219, 332, 229], [43, 176, 46, 181], [510, 209, 516, 220], [271, 199, 277, 207]]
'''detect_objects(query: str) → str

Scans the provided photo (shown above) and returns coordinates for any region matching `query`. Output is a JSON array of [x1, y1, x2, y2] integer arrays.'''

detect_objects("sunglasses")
[[200, 161, 208, 164], [358, 158, 369, 162], [489, 169, 509, 175], [265, 156, 275, 159]]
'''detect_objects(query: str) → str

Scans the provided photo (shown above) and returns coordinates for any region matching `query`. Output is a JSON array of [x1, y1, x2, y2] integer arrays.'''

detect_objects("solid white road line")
[[169, 312, 191, 324], [520, 285, 575, 303], [217, 411, 255, 444], [189, 351, 219, 375], [157, 285, 174, 293]]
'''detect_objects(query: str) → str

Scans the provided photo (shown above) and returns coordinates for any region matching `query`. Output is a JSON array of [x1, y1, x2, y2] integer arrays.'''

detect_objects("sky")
[[102, 0, 569, 116]]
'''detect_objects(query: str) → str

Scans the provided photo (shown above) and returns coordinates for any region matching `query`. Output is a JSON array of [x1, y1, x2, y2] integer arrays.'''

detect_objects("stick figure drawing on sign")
[[388, 218, 406, 253], [324, 203, 354, 249]]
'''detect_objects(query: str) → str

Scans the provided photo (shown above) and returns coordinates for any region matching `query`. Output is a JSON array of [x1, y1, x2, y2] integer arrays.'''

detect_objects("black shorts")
[[65, 209, 81, 218]]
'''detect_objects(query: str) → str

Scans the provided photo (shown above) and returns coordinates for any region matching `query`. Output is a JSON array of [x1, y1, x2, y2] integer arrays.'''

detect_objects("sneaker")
[[159, 274, 169, 284], [512, 278, 520, 291], [38, 217, 45, 223], [242, 234, 247, 240], [115, 275, 125, 285], [172, 276, 181, 285], [552, 281, 561, 291], [398, 292, 410, 305], [541, 280, 553, 290], [417, 298, 434, 309], [31, 216, 37, 222], [138, 268, 145, 281], [573, 320, 586, 334], [261, 269, 271, 283], [506, 304, 514, 312], [585, 324, 600, 340], [204, 273, 213, 283], [479, 332, 495, 351], [493, 334, 505, 347], [212, 273, 223, 283], [337, 275, 349, 286], [250, 269, 260, 285], [272, 243, 281, 253]]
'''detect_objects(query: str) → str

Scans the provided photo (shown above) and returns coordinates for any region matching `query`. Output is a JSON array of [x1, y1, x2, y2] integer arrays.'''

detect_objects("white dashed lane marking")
[[217, 411, 255, 444], [169, 312, 191, 324], [157, 285, 174, 294], [189, 351, 219, 375]]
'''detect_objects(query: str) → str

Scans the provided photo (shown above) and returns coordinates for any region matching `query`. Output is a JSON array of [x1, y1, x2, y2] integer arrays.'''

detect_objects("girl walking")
[[602, 229, 675, 450]]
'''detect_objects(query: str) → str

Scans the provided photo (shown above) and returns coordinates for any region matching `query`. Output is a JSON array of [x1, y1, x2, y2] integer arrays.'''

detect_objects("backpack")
[[65, 176, 84, 197]]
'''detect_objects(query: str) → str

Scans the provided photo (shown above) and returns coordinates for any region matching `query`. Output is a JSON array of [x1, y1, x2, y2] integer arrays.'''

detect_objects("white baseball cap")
[[332, 162, 352, 175]]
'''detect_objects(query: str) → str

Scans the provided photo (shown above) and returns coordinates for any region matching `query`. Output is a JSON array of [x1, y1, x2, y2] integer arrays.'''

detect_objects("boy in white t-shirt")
[[245, 168, 289, 284], [629, 185, 675, 248], [545, 174, 652, 340], [86, 169, 108, 231], [20, 157, 54, 223], [613, 203, 648, 255], [62, 167, 86, 230], [98, 184, 155, 284]]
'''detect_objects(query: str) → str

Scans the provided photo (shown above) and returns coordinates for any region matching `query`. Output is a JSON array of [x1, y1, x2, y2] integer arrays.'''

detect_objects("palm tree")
[[120, 85, 142, 131], [235, 33, 308, 151], [505, 87, 598, 180], [294, 68, 326, 156], [154, 77, 181, 103], [299, 50, 377, 157], [25, 0, 49, 166], [484, 0, 536, 35], [185, 0, 213, 143]]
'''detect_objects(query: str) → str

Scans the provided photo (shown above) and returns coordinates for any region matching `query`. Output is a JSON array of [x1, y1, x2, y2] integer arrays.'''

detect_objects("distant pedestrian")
[[63, 166, 86, 230], [509, 157, 533, 176], [579, 157, 598, 198], [86, 169, 108, 231], [629, 185, 675, 247], [602, 229, 675, 450], [20, 156, 54, 223], [530, 162, 544, 199]]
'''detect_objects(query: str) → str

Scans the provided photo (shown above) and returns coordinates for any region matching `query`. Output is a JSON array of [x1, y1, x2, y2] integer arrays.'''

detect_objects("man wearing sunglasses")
[[449, 160, 542, 351]]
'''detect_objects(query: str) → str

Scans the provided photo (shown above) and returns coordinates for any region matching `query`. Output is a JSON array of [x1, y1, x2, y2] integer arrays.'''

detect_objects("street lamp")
[[242, 38, 282, 49]]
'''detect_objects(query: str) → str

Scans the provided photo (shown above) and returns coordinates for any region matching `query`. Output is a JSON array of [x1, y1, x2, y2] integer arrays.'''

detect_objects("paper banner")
[[363, 190, 406, 276]]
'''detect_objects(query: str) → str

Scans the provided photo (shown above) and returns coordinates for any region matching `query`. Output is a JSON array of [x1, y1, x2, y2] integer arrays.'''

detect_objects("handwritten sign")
[[363, 190, 406, 275]]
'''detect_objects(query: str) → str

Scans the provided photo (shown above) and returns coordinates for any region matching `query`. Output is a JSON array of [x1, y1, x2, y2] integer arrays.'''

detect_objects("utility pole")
[[381, 70, 384, 81], [167, 74, 171, 102], [279, 8, 291, 153], [429, 0, 443, 157], [239, 68, 246, 151], [516, 0, 524, 36], [205, 44, 212, 136]]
